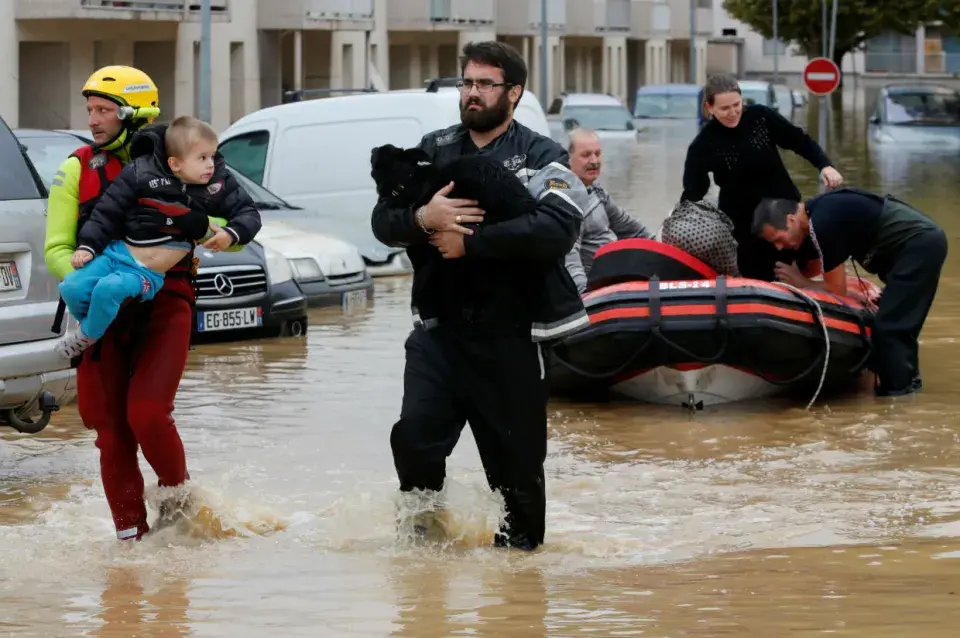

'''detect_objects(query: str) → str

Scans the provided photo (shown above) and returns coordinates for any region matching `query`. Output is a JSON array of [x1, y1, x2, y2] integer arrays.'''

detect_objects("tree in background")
[[723, 0, 960, 83]]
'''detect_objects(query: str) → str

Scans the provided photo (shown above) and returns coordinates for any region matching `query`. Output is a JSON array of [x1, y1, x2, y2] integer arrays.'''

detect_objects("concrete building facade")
[[2, 0, 723, 132]]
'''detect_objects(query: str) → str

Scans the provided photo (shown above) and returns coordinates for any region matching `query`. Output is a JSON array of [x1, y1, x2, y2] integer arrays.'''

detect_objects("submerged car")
[[737, 80, 779, 110], [547, 92, 639, 144], [868, 84, 960, 149], [771, 83, 795, 117], [632, 83, 705, 126], [13, 128, 309, 343], [192, 241, 308, 340]]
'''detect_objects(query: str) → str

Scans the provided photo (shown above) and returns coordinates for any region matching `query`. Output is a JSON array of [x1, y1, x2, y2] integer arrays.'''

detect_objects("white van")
[[217, 82, 553, 276]]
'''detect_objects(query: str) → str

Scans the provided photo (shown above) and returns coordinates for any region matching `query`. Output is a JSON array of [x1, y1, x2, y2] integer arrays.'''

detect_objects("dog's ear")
[[371, 144, 404, 167], [370, 146, 386, 169]]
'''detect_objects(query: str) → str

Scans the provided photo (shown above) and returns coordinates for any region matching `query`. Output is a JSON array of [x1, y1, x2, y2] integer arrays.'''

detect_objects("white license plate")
[[341, 289, 368, 311], [0, 261, 22, 292], [197, 307, 263, 332]]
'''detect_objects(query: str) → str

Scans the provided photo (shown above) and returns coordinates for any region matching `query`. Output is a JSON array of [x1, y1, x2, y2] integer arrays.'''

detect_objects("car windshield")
[[740, 87, 770, 106], [633, 93, 701, 119], [17, 133, 88, 189], [883, 91, 960, 125], [563, 105, 634, 131], [225, 165, 291, 208]]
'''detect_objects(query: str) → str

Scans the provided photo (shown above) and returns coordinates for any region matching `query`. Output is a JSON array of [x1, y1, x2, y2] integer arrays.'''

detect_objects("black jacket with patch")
[[371, 120, 591, 343], [77, 124, 262, 256]]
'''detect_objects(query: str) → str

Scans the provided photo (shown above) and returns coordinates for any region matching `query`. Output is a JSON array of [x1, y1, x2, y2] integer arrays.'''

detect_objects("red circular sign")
[[803, 57, 841, 95]]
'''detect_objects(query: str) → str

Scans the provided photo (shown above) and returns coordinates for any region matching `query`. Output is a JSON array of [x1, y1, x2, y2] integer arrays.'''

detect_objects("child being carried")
[[56, 115, 261, 358]]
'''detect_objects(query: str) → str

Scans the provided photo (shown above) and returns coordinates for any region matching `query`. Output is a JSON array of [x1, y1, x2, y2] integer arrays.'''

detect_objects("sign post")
[[804, 57, 840, 192]]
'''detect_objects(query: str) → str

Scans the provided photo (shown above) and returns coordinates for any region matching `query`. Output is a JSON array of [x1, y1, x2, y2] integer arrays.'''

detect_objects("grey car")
[[868, 84, 960, 150], [0, 119, 71, 434], [14, 128, 309, 345]]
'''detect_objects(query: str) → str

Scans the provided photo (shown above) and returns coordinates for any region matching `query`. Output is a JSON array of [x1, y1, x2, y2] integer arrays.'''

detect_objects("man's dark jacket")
[[371, 120, 590, 343], [77, 124, 262, 255]]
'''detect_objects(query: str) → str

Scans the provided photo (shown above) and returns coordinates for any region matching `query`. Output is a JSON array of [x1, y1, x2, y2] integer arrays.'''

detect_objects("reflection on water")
[[3, 84, 960, 634], [92, 566, 191, 638]]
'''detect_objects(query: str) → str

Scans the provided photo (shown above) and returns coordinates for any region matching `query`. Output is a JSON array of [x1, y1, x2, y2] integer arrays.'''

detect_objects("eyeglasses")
[[456, 79, 511, 93]]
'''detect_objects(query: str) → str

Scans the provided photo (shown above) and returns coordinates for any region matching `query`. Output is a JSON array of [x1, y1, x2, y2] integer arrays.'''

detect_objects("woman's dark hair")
[[751, 198, 800, 236], [459, 41, 527, 104], [702, 73, 741, 119]]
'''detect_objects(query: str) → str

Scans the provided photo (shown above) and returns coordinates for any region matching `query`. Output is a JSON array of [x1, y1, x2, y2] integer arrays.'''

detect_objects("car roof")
[[561, 92, 625, 106], [883, 84, 959, 95], [636, 83, 701, 95], [14, 128, 79, 137], [230, 86, 545, 126], [738, 80, 771, 89]]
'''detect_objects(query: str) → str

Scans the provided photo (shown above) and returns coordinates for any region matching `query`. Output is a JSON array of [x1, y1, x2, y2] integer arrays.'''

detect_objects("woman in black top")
[[680, 74, 844, 281]]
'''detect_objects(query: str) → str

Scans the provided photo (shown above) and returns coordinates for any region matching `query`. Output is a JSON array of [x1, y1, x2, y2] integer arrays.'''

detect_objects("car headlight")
[[261, 244, 293, 285], [290, 257, 325, 283]]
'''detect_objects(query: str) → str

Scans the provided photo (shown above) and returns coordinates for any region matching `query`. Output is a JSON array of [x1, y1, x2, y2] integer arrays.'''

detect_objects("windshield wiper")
[[254, 202, 292, 210]]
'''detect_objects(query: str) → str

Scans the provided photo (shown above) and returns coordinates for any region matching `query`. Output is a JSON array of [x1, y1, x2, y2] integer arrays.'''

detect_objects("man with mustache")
[[372, 41, 590, 551], [563, 128, 653, 292]]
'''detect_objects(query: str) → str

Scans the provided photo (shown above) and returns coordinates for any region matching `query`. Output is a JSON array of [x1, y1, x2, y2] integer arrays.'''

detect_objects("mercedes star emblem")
[[213, 273, 234, 297]]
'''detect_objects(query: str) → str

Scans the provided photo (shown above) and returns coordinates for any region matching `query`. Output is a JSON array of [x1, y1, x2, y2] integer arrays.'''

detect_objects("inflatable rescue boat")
[[548, 239, 880, 408]]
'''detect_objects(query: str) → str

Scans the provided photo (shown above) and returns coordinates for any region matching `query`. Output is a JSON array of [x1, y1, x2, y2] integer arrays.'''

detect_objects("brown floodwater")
[[3, 86, 960, 636]]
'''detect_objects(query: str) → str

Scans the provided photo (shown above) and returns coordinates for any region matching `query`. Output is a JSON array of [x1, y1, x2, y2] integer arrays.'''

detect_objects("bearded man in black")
[[371, 41, 590, 551]]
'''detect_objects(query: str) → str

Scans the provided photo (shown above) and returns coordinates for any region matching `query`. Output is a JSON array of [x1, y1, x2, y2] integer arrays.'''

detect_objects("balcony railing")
[[259, 0, 372, 30], [528, 0, 565, 30], [18, 0, 228, 19], [304, 0, 373, 20], [496, 0, 562, 35], [596, 0, 631, 33], [429, 0, 495, 25], [388, 0, 494, 30], [79, 0, 227, 11]]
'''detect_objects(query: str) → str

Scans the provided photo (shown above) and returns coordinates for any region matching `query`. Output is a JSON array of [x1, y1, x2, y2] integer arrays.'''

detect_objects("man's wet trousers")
[[390, 324, 549, 550], [871, 227, 948, 395], [76, 277, 194, 540]]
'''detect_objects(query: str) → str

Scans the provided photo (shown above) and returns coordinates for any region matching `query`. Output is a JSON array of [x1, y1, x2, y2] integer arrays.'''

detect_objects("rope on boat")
[[769, 282, 830, 410]]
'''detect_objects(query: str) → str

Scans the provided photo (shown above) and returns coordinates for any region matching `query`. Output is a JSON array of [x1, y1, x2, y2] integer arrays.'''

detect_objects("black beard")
[[460, 92, 511, 133]]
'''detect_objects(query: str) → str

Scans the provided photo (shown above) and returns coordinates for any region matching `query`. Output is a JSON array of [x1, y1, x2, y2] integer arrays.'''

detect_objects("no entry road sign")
[[803, 57, 841, 96]]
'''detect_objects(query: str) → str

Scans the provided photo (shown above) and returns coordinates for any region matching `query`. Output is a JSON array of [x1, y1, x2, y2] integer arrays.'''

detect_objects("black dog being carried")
[[371, 143, 547, 326]]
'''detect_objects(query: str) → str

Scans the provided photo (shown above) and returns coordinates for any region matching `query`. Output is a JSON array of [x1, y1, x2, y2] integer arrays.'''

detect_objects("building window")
[[762, 38, 787, 56]]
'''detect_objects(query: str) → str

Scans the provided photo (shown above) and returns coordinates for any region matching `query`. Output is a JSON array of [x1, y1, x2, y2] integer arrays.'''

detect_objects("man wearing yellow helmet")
[[44, 65, 201, 542]]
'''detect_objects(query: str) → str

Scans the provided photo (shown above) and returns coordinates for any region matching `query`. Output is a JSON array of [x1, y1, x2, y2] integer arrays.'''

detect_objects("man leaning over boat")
[[563, 127, 654, 292]]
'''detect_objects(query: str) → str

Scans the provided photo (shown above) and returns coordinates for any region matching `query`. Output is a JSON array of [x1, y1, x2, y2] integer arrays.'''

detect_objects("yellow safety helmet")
[[82, 65, 161, 125]]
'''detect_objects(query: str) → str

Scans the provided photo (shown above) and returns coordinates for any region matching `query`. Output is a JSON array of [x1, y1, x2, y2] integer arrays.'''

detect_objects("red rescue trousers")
[[76, 276, 194, 540]]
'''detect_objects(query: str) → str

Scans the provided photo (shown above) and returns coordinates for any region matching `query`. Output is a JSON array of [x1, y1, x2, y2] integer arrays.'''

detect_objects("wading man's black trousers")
[[390, 323, 549, 550], [872, 227, 948, 396]]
